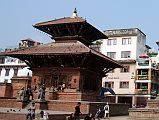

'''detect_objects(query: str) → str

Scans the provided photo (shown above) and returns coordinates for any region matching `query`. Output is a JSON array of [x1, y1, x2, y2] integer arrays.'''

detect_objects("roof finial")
[[71, 8, 78, 18]]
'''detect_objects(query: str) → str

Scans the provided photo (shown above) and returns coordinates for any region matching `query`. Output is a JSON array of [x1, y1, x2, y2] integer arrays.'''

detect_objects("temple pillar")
[[115, 95, 118, 103]]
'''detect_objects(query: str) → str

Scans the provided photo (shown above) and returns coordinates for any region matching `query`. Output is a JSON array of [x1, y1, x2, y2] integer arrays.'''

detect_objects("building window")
[[121, 51, 131, 58], [5, 68, 10, 76], [137, 69, 148, 75], [120, 81, 129, 88], [4, 79, 8, 83], [0, 69, 1, 76], [13, 68, 18, 76], [107, 39, 117, 46], [136, 83, 148, 89], [18, 60, 24, 63], [122, 38, 131, 45], [6, 57, 16, 63], [0, 58, 5, 64], [105, 82, 114, 88], [107, 52, 116, 59], [120, 66, 130, 73]]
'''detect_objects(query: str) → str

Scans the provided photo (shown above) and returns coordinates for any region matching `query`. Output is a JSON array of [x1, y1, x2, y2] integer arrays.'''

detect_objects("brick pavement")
[[0, 107, 129, 120], [81, 116, 129, 120], [102, 116, 129, 120]]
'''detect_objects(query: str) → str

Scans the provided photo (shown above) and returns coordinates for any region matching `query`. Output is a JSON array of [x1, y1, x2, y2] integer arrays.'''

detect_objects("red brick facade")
[[0, 83, 12, 97]]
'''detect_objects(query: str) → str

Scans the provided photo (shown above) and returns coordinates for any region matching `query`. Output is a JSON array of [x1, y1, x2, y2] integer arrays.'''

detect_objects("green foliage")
[[95, 40, 102, 45]]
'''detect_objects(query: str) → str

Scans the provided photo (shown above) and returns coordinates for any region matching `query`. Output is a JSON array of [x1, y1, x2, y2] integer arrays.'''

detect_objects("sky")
[[0, 0, 159, 51]]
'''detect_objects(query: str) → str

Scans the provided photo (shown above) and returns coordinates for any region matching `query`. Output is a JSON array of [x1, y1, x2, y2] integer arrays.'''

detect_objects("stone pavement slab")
[[81, 116, 129, 120]]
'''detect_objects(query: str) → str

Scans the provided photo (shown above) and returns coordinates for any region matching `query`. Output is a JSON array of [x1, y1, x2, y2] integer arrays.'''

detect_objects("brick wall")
[[0, 83, 12, 97], [0, 99, 24, 109], [46, 91, 99, 101], [0, 113, 25, 120], [47, 101, 89, 113]]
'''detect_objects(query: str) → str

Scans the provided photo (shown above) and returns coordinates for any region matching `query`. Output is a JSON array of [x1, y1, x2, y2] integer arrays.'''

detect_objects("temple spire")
[[71, 8, 78, 18]]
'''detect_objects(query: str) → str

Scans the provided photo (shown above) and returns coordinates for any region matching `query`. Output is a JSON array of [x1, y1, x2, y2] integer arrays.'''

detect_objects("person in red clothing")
[[74, 102, 82, 120]]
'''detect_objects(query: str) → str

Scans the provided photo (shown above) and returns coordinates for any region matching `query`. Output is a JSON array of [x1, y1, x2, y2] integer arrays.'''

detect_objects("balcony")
[[137, 61, 157, 69], [147, 52, 158, 57], [138, 63, 149, 66], [135, 89, 148, 95], [137, 75, 149, 80]]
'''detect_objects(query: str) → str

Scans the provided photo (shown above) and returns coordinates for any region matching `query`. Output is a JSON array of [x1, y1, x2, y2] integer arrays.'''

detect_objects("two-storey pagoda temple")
[[1, 9, 122, 102]]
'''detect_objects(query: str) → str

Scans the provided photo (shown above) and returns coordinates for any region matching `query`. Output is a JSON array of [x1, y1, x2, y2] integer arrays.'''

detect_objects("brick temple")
[[0, 9, 130, 119]]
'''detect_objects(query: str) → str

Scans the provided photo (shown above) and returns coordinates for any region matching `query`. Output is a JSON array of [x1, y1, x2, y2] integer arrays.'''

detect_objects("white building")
[[100, 28, 147, 105], [0, 38, 39, 83], [0, 56, 27, 83]]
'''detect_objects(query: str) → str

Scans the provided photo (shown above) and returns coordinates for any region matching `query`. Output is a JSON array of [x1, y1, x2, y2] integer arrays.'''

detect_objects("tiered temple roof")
[[33, 12, 107, 46], [0, 9, 122, 75]]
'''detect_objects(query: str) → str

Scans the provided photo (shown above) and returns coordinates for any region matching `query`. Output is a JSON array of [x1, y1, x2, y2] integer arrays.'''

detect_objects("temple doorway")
[[51, 75, 59, 88]]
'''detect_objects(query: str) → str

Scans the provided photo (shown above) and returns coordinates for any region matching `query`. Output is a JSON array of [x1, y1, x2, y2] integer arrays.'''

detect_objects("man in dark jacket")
[[74, 102, 81, 120]]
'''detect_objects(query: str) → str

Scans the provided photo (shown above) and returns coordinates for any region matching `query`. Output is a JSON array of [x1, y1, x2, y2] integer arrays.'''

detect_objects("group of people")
[[26, 102, 36, 120], [38, 84, 46, 101], [19, 87, 33, 101], [68, 102, 109, 120], [95, 102, 109, 119], [26, 102, 49, 120], [20, 84, 46, 102]]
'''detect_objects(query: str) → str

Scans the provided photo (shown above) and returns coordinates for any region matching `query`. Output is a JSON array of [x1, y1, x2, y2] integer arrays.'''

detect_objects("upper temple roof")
[[33, 16, 107, 46], [34, 17, 85, 26]]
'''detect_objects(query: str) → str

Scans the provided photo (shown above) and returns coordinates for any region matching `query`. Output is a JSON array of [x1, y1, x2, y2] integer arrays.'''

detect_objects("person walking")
[[74, 102, 82, 120], [103, 102, 109, 119], [43, 111, 49, 120]]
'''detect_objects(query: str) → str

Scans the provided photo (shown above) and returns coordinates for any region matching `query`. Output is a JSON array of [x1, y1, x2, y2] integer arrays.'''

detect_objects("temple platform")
[[0, 107, 73, 120], [0, 107, 130, 120], [0, 97, 130, 120], [129, 95, 159, 119]]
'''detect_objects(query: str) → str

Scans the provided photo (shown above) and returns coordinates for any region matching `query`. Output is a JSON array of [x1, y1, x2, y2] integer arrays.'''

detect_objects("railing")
[[138, 63, 149, 66], [137, 62, 157, 69], [137, 75, 148, 80], [135, 89, 148, 95]]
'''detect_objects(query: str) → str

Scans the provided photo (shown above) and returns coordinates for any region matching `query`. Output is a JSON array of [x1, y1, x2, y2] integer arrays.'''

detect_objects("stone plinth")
[[47, 91, 99, 101], [34, 100, 48, 110], [0, 83, 12, 97], [0, 98, 23, 109], [129, 108, 159, 119], [47, 100, 130, 116], [48, 91, 58, 100], [129, 94, 159, 119], [146, 100, 159, 108]]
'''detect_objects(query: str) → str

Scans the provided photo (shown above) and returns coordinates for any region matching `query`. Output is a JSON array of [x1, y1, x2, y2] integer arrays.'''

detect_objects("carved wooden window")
[[5, 68, 10, 76], [0, 68, 2, 76], [13, 67, 18, 76]]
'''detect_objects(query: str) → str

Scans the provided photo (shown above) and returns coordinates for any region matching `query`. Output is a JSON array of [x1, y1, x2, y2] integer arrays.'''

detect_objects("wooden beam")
[[78, 24, 84, 34], [41, 26, 54, 36], [103, 68, 115, 74], [71, 55, 77, 67], [66, 24, 73, 35], [50, 26, 58, 35], [55, 26, 61, 35], [79, 56, 87, 67], [72, 24, 77, 34]]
